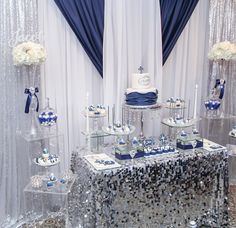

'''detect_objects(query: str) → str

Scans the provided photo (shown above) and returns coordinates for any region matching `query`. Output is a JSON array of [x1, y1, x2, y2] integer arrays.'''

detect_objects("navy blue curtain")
[[160, 0, 199, 65], [54, 0, 104, 77]]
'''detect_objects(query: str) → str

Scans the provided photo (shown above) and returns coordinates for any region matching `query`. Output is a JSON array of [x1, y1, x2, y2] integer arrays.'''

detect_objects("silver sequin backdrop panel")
[[0, 0, 39, 224], [208, 0, 236, 115]]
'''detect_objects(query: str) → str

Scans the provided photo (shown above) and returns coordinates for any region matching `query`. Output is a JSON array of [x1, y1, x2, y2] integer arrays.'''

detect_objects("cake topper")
[[138, 66, 144, 74]]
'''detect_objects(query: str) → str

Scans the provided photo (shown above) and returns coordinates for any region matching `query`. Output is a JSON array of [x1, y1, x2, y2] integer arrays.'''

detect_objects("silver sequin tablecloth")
[[69, 148, 228, 228]]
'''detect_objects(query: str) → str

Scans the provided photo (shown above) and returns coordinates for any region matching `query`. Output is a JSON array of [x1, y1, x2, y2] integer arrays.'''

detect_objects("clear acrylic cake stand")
[[82, 114, 110, 153], [161, 118, 199, 142], [123, 103, 162, 139], [162, 103, 199, 141], [33, 158, 60, 180], [102, 125, 136, 145]]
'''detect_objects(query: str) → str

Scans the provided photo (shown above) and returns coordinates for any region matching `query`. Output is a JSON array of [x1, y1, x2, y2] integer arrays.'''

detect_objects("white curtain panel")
[[103, 0, 163, 113], [162, 0, 209, 120], [38, 0, 103, 169], [38, 0, 209, 153], [0, 0, 210, 224], [103, 0, 163, 137]]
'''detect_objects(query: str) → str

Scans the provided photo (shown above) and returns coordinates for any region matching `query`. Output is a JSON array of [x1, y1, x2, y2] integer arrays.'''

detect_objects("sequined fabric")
[[208, 0, 236, 115], [0, 0, 39, 225], [70, 149, 228, 227]]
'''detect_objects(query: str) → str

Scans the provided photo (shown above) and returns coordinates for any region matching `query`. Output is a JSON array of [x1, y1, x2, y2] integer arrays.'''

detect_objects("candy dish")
[[33, 148, 60, 167], [31, 175, 43, 188], [38, 98, 58, 127], [204, 99, 221, 110]]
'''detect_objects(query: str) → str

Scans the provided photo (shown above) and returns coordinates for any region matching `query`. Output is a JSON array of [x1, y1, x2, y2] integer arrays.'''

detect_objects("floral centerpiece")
[[208, 41, 236, 61], [205, 41, 235, 116], [12, 41, 46, 66], [12, 42, 47, 138]]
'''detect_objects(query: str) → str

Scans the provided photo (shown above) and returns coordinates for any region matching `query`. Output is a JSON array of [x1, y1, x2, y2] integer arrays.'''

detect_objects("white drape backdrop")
[[162, 0, 209, 119], [0, 0, 210, 225], [38, 0, 103, 170], [103, 0, 163, 137], [38, 0, 209, 157], [103, 0, 163, 116]]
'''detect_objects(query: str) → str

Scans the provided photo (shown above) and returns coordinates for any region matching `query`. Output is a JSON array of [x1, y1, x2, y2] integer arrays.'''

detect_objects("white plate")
[[84, 153, 121, 170], [102, 125, 135, 136], [124, 103, 162, 110], [203, 139, 225, 152], [162, 118, 196, 128], [33, 157, 60, 167]]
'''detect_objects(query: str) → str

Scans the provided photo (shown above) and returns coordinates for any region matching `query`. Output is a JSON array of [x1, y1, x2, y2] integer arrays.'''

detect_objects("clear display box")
[[23, 175, 76, 227], [17, 132, 65, 176], [176, 136, 203, 150]]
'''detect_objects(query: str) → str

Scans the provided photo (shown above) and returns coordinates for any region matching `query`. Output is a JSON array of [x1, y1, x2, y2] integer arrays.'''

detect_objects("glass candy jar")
[[38, 98, 58, 128], [204, 79, 225, 117]]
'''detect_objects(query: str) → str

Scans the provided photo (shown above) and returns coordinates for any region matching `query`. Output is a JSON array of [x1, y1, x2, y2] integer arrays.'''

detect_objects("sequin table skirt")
[[69, 149, 229, 227]]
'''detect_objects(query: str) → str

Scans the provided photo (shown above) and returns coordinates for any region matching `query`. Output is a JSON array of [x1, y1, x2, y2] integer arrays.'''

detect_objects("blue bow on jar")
[[214, 79, 226, 99], [24, 87, 39, 113]]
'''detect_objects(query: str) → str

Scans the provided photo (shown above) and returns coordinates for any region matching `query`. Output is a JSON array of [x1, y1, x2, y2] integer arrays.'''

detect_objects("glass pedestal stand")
[[102, 125, 136, 160], [16, 131, 69, 227], [205, 108, 224, 119], [82, 115, 110, 153], [33, 159, 60, 182], [162, 103, 191, 141], [82, 131, 110, 153], [17, 132, 64, 177], [161, 118, 203, 157], [123, 103, 162, 140], [161, 118, 197, 142]]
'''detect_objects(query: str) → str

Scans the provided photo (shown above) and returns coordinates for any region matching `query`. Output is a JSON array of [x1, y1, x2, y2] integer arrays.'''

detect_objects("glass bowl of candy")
[[204, 99, 221, 110], [38, 98, 58, 127]]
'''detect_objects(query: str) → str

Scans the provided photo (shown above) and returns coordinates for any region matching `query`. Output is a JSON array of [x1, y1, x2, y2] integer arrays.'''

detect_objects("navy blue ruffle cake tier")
[[126, 91, 157, 106]]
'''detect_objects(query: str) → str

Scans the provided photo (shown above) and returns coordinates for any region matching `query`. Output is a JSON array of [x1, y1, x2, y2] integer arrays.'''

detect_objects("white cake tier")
[[132, 73, 151, 89], [126, 87, 157, 94]]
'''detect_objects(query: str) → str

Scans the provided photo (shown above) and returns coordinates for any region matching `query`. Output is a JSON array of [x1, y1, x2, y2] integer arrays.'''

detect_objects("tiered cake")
[[125, 67, 158, 106]]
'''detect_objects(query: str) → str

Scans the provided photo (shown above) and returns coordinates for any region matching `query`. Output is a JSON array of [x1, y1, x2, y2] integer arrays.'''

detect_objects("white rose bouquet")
[[208, 41, 236, 61], [12, 41, 46, 66]]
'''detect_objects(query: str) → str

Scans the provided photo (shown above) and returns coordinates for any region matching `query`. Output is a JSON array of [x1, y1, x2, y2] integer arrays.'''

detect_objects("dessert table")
[[69, 144, 229, 227]]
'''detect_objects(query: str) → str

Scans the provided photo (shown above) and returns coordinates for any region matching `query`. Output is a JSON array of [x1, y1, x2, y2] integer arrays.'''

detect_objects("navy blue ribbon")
[[214, 79, 225, 99], [126, 92, 158, 106], [24, 87, 39, 113]]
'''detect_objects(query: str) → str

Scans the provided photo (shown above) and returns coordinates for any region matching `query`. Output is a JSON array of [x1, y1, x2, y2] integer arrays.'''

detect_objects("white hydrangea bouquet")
[[208, 41, 236, 61], [12, 41, 46, 66]]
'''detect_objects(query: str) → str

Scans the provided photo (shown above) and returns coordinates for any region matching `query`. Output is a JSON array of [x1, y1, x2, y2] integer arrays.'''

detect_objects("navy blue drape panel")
[[160, 0, 199, 65], [54, 0, 104, 77]]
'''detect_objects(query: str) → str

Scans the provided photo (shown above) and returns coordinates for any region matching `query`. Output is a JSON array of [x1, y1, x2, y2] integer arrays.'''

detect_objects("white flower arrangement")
[[12, 41, 46, 66], [208, 41, 236, 61]]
